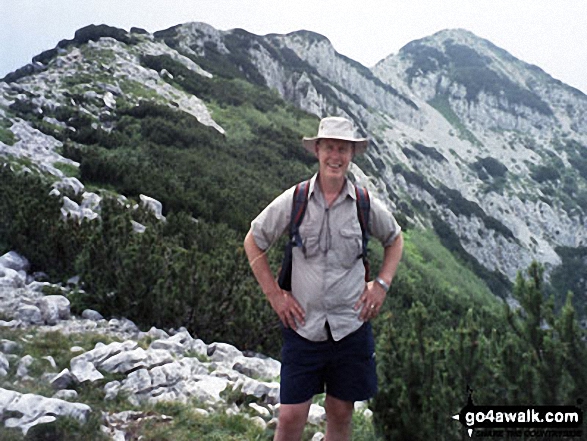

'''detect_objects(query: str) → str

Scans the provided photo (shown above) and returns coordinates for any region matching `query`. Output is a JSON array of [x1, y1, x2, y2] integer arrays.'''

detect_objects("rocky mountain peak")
[[284, 29, 332, 45]]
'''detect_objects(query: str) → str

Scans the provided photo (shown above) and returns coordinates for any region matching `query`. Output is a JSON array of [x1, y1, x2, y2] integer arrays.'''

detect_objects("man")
[[244, 116, 403, 440]]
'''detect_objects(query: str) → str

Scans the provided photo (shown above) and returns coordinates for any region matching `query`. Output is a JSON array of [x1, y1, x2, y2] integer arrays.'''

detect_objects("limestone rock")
[[50, 368, 76, 390], [61, 195, 99, 222], [0, 251, 30, 272], [70, 340, 138, 368], [194, 408, 210, 417], [251, 416, 267, 430], [70, 360, 105, 383], [37, 295, 71, 325], [0, 267, 25, 289], [139, 194, 165, 220], [0, 388, 91, 435], [41, 355, 57, 370], [0, 353, 9, 377], [108, 318, 141, 335], [232, 354, 281, 380], [131, 220, 146, 233], [208, 342, 243, 362], [308, 403, 326, 425], [146, 326, 169, 340], [104, 381, 122, 401], [16, 305, 43, 325], [119, 357, 211, 404], [238, 377, 280, 405], [53, 389, 78, 400], [82, 309, 104, 321], [249, 402, 271, 417], [0, 339, 20, 353], [53, 177, 84, 195]]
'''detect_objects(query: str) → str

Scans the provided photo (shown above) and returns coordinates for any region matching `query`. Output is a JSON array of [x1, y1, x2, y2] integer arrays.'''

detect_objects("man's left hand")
[[354, 281, 386, 321]]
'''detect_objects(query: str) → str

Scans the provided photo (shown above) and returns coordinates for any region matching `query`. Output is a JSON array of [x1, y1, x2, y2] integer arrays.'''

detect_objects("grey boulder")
[[0, 387, 91, 435]]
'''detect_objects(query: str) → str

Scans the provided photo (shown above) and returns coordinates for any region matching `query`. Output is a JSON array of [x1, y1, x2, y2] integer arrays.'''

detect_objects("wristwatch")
[[375, 277, 390, 292]]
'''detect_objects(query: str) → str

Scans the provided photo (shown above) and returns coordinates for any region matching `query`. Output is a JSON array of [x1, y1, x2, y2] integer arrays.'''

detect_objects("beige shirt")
[[251, 174, 401, 342]]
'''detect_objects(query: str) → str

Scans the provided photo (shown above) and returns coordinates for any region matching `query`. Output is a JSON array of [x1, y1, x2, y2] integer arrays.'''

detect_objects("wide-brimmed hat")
[[302, 116, 368, 155]]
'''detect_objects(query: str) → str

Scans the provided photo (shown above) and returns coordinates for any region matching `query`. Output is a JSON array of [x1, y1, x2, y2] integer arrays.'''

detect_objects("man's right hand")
[[243, 231, 306, 330], [268, 289, 306, 330]]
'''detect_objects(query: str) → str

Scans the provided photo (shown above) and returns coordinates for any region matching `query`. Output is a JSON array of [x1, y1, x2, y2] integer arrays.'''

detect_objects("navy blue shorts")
[[280, 322, 377, 404]]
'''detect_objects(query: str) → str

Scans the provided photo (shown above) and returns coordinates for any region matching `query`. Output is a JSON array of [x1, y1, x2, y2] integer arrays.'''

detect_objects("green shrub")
[[412, 142, 447, 162], [68, 24, 138, 47], [471, 157, 508, 179], [372, 259, 587, 439], [403, 41, 449, 81], [0, 119, 16, 145], [72, 198, 281, 356], [550, 247, 587, 315], [531, 164, 561, 183], [0, 167, 92, 278]]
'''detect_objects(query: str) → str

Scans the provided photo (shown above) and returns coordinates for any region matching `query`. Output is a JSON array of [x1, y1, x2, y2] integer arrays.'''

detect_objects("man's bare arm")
[[355, 233, 404, 321], [243, 230, 305, 329]]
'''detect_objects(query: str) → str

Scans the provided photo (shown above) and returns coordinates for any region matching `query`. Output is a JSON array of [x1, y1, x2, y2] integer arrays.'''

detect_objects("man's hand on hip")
[[355, 281, 386, 321], [269, 289, 306, 330]]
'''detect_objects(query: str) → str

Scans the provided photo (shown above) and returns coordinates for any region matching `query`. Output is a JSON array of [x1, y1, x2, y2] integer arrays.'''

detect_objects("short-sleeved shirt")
[[251, 173, 401, 342]]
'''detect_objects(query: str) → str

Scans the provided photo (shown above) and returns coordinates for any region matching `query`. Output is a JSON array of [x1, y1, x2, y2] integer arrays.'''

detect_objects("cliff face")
[[2, 22, 587, 293]]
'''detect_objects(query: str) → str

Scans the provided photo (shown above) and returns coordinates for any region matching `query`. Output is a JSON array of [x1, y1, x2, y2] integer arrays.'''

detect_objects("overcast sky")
[[1, 0, 586, 94]]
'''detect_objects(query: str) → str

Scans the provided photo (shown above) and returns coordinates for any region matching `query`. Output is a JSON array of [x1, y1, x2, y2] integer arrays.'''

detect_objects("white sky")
[[1, 0, 586, 94]]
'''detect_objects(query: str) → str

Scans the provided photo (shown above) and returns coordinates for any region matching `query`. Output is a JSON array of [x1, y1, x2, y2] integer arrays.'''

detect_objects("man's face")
[[316, 138, 354, 180]]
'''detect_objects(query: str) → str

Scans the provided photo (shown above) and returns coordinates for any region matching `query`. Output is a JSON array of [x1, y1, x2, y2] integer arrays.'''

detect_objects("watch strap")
[[375, 277, 390, 292]]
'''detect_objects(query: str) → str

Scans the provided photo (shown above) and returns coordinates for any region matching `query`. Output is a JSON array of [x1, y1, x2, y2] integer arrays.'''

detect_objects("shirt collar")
[[309, 173, 356, 201]]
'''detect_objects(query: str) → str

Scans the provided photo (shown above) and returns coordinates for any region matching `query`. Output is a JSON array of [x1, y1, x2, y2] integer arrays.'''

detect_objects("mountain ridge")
[[1, 22, 586, 311]]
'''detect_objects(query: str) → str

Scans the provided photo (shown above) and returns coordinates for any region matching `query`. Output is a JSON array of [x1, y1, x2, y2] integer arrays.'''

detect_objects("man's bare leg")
[[324, 394, 354, 441], [274, 400, 312, 441]]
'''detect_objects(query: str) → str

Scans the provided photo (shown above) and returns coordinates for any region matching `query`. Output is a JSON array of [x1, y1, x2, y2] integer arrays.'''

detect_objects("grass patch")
[[118, 79, 164, 101], [1, 154, 37, 172], [133, 401, 268, 441], [0, 328, 123, 380], [53, 161, 80, 178], [428, 95, 482, 146], [0, 121, 16, 146], [402, 229, 499, 310]]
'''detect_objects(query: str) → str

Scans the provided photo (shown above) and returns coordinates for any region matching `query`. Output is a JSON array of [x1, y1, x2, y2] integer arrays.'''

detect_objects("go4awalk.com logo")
[[452, 389, 584, 438]]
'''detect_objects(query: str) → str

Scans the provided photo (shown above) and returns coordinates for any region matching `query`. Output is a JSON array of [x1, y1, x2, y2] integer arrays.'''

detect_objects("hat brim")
[[302, 137, 368, 155]]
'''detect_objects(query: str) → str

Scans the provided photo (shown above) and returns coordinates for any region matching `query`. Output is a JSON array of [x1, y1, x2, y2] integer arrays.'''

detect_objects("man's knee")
[[325, 395, 354, 425], [276, 401, 311, 438]]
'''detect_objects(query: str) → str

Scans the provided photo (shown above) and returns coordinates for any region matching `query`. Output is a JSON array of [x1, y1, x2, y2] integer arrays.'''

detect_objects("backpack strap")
[[355, 185, 371, 281], [290, 180, 311, 247], [278, 180, 311, 290]]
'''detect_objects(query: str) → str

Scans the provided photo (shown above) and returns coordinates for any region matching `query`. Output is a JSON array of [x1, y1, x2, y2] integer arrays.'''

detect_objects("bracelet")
[[375, 277, 390, 292]]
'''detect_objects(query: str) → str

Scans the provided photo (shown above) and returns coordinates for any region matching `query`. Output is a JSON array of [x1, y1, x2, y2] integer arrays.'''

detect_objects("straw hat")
[[302, 116, 368, 154]]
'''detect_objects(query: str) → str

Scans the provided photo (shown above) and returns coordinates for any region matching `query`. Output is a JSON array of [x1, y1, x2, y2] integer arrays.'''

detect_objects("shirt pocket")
[[336, 227, 363, 269], [301, 234, 321, 259]]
